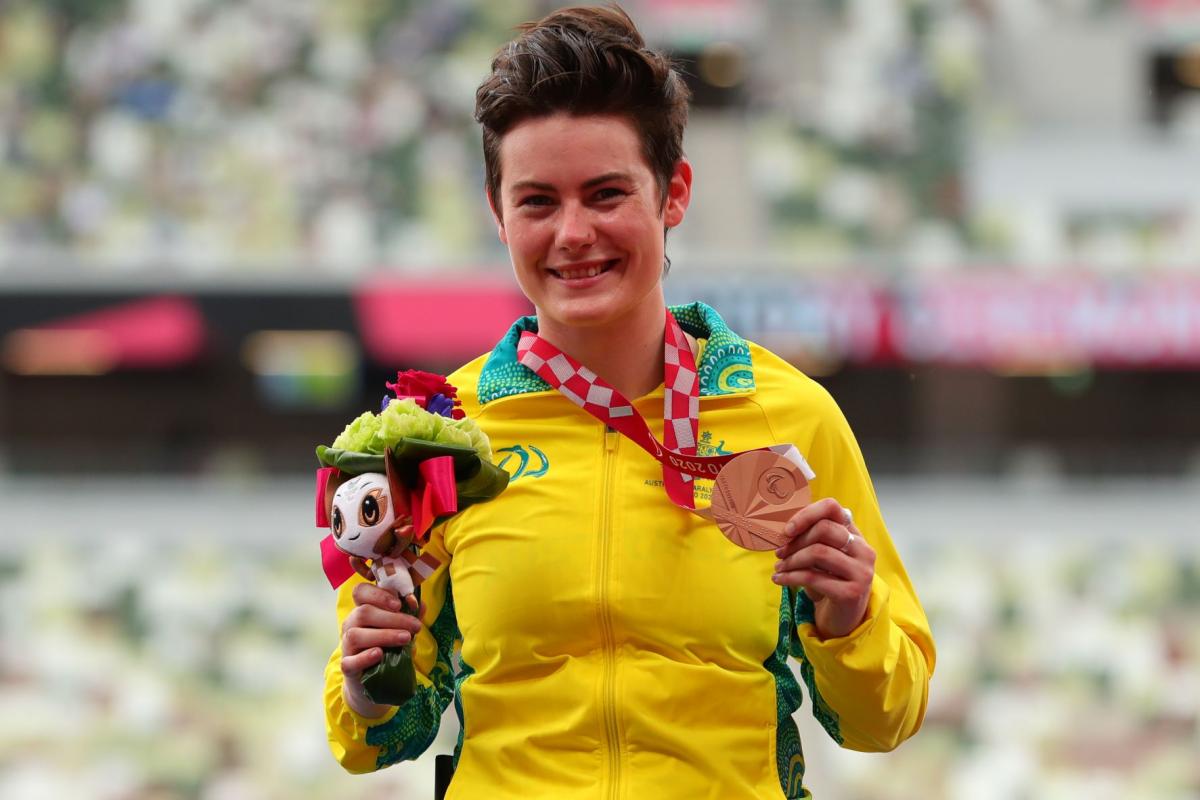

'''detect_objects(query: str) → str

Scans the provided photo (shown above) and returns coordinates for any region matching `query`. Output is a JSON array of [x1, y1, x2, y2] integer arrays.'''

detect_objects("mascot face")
[[330, 473, 398, 559]]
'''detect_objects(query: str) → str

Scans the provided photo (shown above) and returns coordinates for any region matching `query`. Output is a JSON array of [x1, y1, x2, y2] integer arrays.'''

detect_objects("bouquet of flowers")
[[314, 370, 507, 705]]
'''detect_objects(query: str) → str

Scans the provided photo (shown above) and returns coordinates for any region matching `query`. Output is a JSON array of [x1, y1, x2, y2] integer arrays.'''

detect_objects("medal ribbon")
[[517, 309, 808, 513]]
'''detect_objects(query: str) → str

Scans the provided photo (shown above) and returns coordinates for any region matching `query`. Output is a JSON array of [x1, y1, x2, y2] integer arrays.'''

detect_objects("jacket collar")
[[476, 301, 755, 405]]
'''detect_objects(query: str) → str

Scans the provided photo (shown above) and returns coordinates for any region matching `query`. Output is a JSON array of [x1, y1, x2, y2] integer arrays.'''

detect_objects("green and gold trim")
[[476, 302, 755, 405]]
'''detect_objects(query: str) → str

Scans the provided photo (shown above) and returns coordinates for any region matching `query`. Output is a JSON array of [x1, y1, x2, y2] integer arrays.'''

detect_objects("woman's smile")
[[546, 257, 619, 282]]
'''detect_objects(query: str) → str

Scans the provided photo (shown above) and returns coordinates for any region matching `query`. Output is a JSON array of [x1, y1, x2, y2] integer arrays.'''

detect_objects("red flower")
[[387, 370, 462, 413]]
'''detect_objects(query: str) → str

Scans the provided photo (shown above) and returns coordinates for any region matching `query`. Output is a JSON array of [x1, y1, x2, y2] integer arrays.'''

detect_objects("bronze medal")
[[708, 450, 812, 550]]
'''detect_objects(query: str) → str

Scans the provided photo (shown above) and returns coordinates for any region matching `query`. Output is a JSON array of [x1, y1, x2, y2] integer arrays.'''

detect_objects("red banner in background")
[[2, 295, 206, 375], [354, 277, 533, 367]]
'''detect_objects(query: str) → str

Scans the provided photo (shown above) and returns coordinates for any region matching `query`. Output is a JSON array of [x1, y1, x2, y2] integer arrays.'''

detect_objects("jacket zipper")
[[597, 425, 621, 800]]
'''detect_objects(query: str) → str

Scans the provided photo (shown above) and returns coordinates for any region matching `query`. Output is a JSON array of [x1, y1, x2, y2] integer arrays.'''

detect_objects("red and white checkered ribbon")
[[401, 548, 441, 584], [517, 309, 801, 512]]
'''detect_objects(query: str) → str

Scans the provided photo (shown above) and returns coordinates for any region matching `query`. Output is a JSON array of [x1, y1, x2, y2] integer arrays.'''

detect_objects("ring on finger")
[[840, 529, 855, 553]]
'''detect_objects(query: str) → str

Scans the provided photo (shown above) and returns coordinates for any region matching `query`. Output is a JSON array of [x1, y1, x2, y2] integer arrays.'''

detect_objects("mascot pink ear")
[[315, 467, 341, 527]]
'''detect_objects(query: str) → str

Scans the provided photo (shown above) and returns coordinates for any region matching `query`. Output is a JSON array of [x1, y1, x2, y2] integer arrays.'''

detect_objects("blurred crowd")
[[1, 494, 1196, 799], [0, 0, 519, 272], [2, 0, 1198, 275], [745, 0, 1200, 273]]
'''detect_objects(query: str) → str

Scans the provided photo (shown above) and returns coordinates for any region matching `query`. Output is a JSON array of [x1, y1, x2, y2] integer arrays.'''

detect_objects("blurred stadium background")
[[1, 0, 1198, 798]]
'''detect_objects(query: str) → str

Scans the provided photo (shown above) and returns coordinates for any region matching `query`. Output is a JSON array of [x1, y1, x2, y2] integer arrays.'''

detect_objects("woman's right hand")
[[340, 580, 424, 717]]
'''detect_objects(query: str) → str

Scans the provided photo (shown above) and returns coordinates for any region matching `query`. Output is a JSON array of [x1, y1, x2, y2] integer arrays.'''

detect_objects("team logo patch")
[[497, 445, 550, 480]]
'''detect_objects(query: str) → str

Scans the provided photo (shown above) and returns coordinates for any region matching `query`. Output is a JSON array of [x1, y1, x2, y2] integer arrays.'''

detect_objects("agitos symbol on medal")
[[708, 451, 812, 551]]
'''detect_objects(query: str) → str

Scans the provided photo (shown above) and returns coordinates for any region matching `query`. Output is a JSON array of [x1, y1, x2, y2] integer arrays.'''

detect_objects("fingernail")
[[771, 574, 782, 583], [784, 523, 795, 536], [843, 508, 853, 524], [389, 599, 403, 611], [775, 547, 785, 557], [774, 561, 784, 571]]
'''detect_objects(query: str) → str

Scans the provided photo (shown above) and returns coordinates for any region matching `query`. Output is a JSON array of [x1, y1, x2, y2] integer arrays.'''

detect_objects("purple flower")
[[381, 395, 392, 412], [426, 393, 456, 418]]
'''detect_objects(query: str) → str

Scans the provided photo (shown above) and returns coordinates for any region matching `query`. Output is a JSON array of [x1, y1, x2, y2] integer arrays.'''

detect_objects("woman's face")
[[491, 113, 691, 336]]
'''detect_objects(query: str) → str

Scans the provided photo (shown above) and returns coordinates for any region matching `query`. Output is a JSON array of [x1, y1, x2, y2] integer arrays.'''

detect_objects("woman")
[[325, 7, 935, 798]]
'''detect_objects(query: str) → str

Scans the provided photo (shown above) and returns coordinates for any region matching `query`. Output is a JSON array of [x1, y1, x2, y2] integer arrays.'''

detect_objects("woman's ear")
[[487, 189, 508, 245], [663, 158, 693, 230]]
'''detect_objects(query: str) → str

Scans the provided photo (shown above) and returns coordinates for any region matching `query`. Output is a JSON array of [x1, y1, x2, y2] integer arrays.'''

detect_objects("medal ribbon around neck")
[[516, 309, 813, 517]]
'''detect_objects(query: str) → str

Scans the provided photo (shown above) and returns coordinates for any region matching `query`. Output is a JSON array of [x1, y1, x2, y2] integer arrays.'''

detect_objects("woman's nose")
[[555, 202, 596, 251]]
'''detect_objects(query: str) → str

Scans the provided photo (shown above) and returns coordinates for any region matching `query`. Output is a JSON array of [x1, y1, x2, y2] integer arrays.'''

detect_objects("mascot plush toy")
[[315, 370, 508, 705], [328, 470, 428, 611]]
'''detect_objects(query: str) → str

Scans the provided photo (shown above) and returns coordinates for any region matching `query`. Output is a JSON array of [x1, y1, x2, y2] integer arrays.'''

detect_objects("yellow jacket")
[[325, 302, 935, 799]]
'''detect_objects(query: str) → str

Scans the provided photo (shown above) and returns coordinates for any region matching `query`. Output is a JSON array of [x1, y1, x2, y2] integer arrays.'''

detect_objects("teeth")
[[558, 264, 604, 280]]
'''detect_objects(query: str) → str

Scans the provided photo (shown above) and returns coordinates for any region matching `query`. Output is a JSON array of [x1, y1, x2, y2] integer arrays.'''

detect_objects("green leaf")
[[361, 644, 417, 706]]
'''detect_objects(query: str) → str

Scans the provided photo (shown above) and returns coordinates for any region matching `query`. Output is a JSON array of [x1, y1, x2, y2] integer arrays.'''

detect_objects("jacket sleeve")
[[788, 387, 936, 753], [324, 525, 459, 772]]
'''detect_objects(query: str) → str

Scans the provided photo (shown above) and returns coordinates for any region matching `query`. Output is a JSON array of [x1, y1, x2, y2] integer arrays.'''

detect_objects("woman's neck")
[[536, 302, 667, 401]]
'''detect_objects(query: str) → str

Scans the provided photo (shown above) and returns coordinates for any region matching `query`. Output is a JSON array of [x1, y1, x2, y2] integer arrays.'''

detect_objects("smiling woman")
[[489, 112, 692, 398], [323, 6, 935, 799]]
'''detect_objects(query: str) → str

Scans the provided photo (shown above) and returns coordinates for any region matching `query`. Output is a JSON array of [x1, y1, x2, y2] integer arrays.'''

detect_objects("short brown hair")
[[474, 4, 690, 214]]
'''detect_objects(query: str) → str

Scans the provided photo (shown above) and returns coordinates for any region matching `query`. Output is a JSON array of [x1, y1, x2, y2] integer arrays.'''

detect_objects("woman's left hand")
[[773, 497, 876, 639]]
